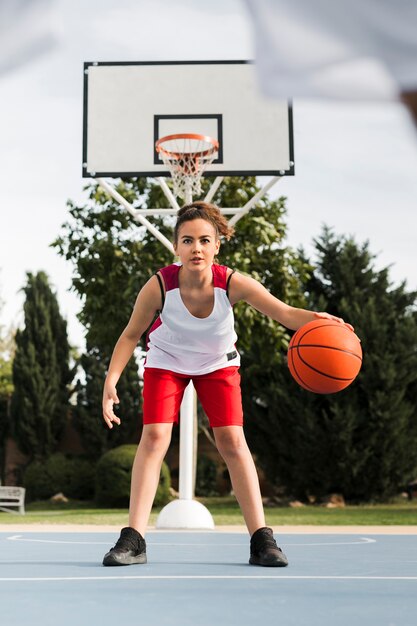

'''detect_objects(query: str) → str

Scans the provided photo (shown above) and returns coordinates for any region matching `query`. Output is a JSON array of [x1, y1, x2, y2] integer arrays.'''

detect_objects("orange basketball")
[[287, 319, 362, 394]]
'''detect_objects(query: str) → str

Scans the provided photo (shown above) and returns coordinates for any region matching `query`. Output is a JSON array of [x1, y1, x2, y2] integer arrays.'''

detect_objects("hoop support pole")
[[228, 176, 282, 227], [204, 176, 224, 203], [178, 382, 195, 500], [134, 207, 239, 216], [156, 177, 181, 211], [96, 178, 175, 254]]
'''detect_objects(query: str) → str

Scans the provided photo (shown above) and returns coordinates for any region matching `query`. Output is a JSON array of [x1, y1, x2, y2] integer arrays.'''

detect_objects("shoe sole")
[[103, 553, 147, 566], [249, 556, 288, 567]]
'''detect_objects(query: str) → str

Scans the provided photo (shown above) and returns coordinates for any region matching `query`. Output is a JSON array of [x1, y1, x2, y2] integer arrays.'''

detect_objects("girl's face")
[[174, 218, 220, 271]]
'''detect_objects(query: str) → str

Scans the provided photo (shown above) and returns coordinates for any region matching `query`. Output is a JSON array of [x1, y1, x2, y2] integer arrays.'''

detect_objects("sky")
[[1, 0, 417, 353]]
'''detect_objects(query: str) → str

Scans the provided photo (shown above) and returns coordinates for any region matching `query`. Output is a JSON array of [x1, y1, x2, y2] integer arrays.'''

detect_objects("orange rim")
[[155, 133, 219, 159]]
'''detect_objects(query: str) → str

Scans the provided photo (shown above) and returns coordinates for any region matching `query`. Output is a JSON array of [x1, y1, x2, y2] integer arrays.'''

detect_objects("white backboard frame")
[[82, 60, 294, 179]]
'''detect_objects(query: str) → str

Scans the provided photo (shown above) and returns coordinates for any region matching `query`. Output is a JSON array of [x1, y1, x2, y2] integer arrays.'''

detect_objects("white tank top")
[[144, 263, 240, 375]]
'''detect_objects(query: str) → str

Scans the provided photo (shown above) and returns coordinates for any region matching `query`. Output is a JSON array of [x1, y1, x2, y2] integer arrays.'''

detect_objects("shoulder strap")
[[158, 263, 180, 291], [155, 273, 165, 310], [226, 270, 235, 299]]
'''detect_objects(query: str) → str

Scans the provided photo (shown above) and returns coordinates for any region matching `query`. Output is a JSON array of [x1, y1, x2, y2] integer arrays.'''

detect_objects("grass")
[[1, 496, 416, 526]]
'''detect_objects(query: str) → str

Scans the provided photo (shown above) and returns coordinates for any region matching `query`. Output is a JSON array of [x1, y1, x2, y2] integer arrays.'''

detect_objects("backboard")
[[82, 60, 294, 179]]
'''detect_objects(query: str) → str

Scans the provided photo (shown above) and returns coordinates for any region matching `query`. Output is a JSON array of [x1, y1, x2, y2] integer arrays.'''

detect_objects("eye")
[[182, 238, 192, 244]]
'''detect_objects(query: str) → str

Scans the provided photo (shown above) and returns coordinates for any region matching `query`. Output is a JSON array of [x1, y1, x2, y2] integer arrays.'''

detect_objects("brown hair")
[[174, 201, 234, 244]]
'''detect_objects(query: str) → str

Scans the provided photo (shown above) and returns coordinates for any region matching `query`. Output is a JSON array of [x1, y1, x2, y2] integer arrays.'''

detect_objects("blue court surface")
[[1, 530, 417, 626]]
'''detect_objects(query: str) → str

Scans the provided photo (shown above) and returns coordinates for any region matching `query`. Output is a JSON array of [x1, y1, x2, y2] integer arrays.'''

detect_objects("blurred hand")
[[102, 383, 121, 429]]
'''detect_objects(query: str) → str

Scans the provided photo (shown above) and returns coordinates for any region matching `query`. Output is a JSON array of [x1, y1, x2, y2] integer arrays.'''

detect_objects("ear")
[[215, 239, 221, 254]]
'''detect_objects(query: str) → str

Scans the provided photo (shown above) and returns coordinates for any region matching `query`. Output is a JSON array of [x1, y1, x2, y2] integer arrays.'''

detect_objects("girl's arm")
[[228, 272, 353, 331], [102, 276, 162, 429]]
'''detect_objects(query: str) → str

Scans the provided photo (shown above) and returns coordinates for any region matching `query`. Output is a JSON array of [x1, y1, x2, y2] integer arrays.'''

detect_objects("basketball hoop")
[[155, 133, 219, 201]]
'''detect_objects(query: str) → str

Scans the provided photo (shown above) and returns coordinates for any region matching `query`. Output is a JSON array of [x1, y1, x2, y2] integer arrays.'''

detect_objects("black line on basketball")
[[289, 345, 317, 392], [294, 345, 355, 381], [288, 344, 362, 362]]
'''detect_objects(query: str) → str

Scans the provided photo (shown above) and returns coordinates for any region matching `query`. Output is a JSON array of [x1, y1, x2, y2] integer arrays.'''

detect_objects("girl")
[[102, 201, 352, 567]]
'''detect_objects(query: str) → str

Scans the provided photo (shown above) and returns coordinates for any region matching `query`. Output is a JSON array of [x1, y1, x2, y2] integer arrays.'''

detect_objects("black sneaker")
[[103, 527, 147, 566], [249, 527, 288, 567]]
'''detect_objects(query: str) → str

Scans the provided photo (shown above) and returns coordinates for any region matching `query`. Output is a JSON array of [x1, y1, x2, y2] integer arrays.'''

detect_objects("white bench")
[[0, 486, 26, 515]]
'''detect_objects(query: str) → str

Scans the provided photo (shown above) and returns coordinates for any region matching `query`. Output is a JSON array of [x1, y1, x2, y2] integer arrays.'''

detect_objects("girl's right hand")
[[102, 384, 121, 429]]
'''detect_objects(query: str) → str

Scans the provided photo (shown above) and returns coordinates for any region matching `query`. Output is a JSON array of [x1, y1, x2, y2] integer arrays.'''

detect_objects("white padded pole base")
[[155, 499, 215, 530]]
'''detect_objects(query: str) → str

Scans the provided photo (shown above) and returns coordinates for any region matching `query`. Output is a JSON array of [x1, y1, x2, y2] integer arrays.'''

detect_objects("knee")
[[215, 429, 246, 460], [140, 425, 171, 455]]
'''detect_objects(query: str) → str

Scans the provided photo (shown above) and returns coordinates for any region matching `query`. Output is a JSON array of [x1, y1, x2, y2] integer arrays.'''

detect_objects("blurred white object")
[[243, 0, 417, 100], [0, 0, 59, 75]]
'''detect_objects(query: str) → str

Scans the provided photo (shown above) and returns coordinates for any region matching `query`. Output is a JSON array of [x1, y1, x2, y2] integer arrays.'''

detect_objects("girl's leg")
[[128, 422, 173, 536], [213, 425, 265, 535]]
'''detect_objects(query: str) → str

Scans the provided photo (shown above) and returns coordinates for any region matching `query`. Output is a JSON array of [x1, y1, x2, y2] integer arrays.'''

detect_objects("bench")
[[0, 486, 26, 515], [406, 480, 417, 501]]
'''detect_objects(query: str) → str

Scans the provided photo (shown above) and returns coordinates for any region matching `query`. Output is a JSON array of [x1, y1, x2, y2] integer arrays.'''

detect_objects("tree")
[[246, 227, 417, 502], [53, 179, 173, 453], [52, 177, 308, 455], [10, 272, 73, 460], [53, 180, 417, 501]]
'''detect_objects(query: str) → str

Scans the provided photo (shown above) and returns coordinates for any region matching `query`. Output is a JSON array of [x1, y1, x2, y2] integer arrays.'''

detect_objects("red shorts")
[[142, 367, 243, 428]]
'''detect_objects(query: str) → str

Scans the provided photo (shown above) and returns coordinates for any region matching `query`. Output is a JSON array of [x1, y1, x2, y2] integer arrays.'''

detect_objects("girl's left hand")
[[314, 311, 354, 332]]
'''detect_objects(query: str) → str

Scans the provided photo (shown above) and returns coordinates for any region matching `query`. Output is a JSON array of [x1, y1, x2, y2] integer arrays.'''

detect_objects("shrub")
[[195, 455, 219, 497], [24, 453, 95, 501], [66, 459, 96, 500], [95, 444, 171, 508], [24, 453, 69, 501]]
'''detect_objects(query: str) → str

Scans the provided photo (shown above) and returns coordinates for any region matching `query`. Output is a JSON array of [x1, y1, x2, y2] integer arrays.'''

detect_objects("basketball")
[[287, 319, 362, 394]]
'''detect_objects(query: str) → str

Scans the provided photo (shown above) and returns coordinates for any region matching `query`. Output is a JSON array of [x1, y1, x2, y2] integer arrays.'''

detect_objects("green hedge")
[[95, 444, 171, 508], [24, 453, 95, 501]]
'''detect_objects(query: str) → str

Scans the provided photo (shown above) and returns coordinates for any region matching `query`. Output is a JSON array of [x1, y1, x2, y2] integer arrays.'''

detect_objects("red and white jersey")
[[145, 263, 240, 375]]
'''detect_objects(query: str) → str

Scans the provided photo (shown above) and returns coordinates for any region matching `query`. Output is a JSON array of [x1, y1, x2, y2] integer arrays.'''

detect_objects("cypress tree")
[[306, 228, 417, 501], [10, 272, 72, 460], [246, 227, 417, 502]]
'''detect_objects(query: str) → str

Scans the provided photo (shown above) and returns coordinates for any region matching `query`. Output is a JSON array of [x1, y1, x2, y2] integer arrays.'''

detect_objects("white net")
[[156, 134, 219, 201]]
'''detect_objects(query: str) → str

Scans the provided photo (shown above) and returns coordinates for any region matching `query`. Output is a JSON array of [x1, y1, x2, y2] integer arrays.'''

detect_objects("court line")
[[0, 574, 416, 582], [5, 535, 376, 547]]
